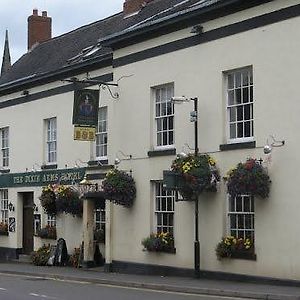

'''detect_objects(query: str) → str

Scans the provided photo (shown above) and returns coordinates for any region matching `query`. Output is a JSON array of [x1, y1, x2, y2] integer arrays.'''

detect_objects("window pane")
[[237, 122, 243, 138], [228, 74, 234, 89], [244, 121, 251, 137], [229, 108, 236, 122], [230, 124, 236, 139], [235, 89, 242, 104], [242, 88, 249, 103], [235, 72, 241, 88], [228, 90, 235, 105]]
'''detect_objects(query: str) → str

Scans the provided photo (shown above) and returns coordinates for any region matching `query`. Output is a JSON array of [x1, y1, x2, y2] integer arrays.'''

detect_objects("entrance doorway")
[[22, 192, 34, 254]]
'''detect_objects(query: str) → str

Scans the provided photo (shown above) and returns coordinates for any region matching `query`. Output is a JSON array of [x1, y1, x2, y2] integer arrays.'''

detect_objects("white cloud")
[[0, 0, 124, 63]]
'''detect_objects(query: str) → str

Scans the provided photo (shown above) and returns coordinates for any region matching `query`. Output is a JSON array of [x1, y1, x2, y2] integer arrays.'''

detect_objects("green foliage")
[[31, 244, 51, 266], [102, 168, 136, 207], [69, 247, 81, 268], [39, 185, 56, 216], [56, 186, 82, 217], [170, 153, 220, 200], [226, 158, 271, 198], [142, 232, 174, 252]]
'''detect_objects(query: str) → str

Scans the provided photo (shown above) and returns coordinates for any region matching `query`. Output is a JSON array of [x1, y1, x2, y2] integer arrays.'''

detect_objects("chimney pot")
[[33, 9, 38, 15], [42, 11, 47, 17]]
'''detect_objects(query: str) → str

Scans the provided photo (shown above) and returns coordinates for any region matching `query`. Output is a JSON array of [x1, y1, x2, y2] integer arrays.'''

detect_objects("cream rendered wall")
[[109, 8, 300, 280], [0, 67, 113, 254]]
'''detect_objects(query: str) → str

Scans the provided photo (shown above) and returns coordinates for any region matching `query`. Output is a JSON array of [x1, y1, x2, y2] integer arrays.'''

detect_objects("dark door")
[[22, 192, 34, 254]]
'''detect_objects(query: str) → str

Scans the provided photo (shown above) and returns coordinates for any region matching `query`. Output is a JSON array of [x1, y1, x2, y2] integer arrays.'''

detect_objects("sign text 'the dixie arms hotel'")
[[0, 168, 86, 188]]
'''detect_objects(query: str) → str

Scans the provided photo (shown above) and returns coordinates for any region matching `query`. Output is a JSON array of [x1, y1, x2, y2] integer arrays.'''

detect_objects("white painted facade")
[[0, 0, 299, 280]]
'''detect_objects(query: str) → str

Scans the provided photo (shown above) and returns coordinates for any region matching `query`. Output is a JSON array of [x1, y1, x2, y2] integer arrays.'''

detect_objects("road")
[[0, 273, 248, 300]]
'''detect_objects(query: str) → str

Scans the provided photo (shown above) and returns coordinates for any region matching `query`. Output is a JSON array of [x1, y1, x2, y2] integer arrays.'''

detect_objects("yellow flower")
[[208, 157, 216, 166]]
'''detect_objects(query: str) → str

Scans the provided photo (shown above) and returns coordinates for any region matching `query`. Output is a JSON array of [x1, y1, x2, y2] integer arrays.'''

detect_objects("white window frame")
[[226, 67, 254, 144], [95, 208, 106, 231], [45, 117, 57, 164], [1, 127, 9, 168], [154, 182, 175, 234], [47, 214, 56, 227], [153, 84, 175, 150], [0, 190, 8, 225], [96, 107, 108, 160], [228, 194, 255, 241]]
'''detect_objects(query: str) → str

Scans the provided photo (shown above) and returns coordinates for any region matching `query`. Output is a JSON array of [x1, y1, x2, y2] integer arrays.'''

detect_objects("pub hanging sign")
[[74, 126, 96, 141], [72, 89, 99, 128]]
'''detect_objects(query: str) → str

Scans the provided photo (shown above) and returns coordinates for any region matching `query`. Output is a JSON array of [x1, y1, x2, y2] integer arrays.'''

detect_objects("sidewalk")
[[0, 262, 300, 299]]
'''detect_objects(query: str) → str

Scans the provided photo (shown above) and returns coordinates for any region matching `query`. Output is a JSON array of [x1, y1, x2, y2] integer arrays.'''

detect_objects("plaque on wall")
[[8, 217, 15, 232], [34, 214, 41, 235]]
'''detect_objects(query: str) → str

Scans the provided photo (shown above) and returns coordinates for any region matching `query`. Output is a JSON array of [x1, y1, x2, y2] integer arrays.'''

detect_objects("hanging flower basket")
[[169, 153, 220, 201], [40, 185, 57, 216], [102, 168, 136, 208], [56, 185, 83, 217], [142, 232, 175, 253], [215, 236, 254, 260], [225, 158, 271, 199]]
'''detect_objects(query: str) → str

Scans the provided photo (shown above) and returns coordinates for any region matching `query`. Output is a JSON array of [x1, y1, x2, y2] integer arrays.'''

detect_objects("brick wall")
[[27, 9, 52, 50]]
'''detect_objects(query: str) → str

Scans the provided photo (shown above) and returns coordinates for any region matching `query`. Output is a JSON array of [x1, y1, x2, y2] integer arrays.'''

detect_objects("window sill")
[[219, 141, 256, 151], [88, 160, 108, 166], [148, 148, 176, 157], [143, 247, 176, 254], [0, 169, 10, 174], [222, 251, 256, 261], [41, 164, 58, 170]]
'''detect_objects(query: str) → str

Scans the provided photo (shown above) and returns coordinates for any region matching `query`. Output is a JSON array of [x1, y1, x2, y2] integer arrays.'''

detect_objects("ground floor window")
[[94, 208, 105, 243], [228, 194, 254, 241], [0, 189, 8, 224], [95, 208, 105, 231], [154, 182, 175, 234]]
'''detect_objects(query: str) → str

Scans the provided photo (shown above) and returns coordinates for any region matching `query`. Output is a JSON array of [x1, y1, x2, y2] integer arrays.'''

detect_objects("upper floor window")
[[154, 182, 175, 234], [46, 118, 57, 164], [154, 84, 174, 148], [228, 194, 254, 241], [96, 107, 108, 159], [0, 189, 8, 225], [226, 68, 253, 143], [1, 127, 9, 168]]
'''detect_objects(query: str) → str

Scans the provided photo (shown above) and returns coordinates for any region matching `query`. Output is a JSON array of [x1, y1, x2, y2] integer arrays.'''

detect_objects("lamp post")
[[171, 96, 200, 277]]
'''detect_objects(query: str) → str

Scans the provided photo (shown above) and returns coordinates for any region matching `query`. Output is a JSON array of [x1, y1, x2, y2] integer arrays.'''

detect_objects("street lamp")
[[171, 96, 200, 278]]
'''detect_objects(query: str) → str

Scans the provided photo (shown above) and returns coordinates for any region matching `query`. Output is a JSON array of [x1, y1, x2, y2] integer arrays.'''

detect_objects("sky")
[[0, 0, 125, 63]]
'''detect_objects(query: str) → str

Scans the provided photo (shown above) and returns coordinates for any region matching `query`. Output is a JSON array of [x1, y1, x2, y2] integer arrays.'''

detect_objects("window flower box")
[[142, 232, 175, 253], [0, 222, 8, 236], [216, 236, 255, 260]]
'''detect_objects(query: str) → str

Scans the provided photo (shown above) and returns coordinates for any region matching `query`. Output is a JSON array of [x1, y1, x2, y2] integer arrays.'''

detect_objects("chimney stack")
[[123, 0, 153, 16], [27, 9, 52, 50]]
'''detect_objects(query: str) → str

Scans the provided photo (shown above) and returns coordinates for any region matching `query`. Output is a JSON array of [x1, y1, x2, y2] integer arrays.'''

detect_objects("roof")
[[0, 0, 270, 92]]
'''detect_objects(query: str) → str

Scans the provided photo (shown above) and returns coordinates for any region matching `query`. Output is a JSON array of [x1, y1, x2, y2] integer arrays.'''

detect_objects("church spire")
[[1, 30, 11, 76]]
